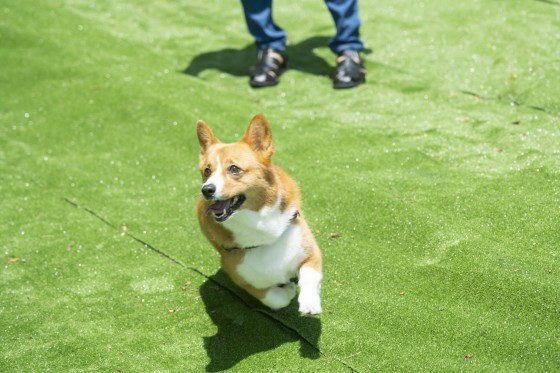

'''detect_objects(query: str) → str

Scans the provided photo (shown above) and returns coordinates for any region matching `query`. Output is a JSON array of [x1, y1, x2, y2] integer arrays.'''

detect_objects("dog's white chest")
[[223, 196, 298, 248], [236, 224, 305, 289]]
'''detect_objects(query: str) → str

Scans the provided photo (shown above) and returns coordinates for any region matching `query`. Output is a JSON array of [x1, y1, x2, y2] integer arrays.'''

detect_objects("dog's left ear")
[[242, 114, 274, 163], [197, 120, 219, 154]]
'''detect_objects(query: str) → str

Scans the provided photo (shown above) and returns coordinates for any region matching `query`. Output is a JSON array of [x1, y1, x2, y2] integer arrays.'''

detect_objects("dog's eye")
[[203, 167, 212, 177], [227, 165, 241, 175]]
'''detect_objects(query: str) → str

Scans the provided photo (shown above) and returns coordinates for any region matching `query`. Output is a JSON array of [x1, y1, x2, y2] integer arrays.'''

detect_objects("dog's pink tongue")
[[206, 199, 232, 215]]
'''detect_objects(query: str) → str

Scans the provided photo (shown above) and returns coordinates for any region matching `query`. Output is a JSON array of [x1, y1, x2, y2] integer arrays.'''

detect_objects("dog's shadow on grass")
[[182, 36, 334, 79], [199, 270, 321, 372]]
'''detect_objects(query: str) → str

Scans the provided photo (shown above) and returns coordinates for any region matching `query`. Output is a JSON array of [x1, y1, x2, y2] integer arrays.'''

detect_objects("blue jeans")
[[240, 0, 364, 53]]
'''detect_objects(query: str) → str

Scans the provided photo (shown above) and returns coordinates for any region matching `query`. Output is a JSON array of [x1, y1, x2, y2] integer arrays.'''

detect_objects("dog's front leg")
[[297, 266, 322, 315], [261, 282, 297, 310]]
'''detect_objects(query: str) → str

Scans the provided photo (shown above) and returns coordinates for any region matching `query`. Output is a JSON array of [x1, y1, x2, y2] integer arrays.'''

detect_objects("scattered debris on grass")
[[464, 353, 474, 361], [168, 308, 177, 313], [8, 256, 26, 264], [511, 120, 521, 125], [399, 291, 406, 297], [328, 233, 341, 239], [182, 280, 192, 291], [8, 256, 20, 263], [458, 90, 484, 100]]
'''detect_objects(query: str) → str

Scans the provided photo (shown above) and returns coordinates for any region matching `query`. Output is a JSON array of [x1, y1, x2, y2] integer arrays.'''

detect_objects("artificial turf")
[[1, 0, 559, 371]]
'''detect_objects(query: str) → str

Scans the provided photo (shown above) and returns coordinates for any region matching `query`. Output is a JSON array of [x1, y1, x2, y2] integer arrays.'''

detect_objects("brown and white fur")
[[196, 114, 322, 314]]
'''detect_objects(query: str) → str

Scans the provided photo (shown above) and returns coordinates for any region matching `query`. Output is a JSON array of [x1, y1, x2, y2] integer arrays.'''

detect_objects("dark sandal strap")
[[334, 50, 366, 88], [250, 49, 286, 86]]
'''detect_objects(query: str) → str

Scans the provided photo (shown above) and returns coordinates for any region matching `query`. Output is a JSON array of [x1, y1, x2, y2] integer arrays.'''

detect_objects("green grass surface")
[[1, 0, 559, 371]]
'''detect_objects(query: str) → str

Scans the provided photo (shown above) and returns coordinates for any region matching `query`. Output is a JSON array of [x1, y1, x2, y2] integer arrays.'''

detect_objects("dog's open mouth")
[[205, 195, 246, 222]]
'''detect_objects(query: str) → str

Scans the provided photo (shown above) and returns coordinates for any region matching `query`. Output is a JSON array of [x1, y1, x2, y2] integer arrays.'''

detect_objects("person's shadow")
[[199, 270, 322, 372], [183, 36, 334, 79]]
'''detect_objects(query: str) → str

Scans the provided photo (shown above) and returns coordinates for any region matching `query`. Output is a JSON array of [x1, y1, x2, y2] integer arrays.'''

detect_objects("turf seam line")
[[189, 267, 361, 373], [458, 89, 548, 112], [63, 197, 187, 268], [535, 0, 560, 6], [254, 309, 361, 373], [64, 197, 361, 372], [189, 268, 322, 351]]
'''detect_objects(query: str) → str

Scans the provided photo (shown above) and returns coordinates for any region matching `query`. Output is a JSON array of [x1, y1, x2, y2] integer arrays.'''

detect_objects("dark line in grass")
[[256, 309, 361, 372], [63, 197, 187, 268], [458, 90, 483, 99], [535, 0, 560, 6], [189, 268, 332, 365], [190, 266, 360, 372], [64, 197, 361, 372], [458, 90, 548, 113], [526, 105, 547, 112]]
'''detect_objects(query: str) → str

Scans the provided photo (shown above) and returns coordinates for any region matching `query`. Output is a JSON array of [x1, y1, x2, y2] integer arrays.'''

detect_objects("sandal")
[[333, 49, 366, 89], [249, 48, 287, 88]]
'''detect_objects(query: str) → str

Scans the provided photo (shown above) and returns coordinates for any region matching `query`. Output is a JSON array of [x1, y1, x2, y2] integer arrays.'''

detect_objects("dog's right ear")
[[197, 120, 219, 154]]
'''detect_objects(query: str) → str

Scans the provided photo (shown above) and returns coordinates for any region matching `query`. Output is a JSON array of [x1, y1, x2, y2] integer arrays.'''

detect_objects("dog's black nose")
[[201, 184, 216, 199]]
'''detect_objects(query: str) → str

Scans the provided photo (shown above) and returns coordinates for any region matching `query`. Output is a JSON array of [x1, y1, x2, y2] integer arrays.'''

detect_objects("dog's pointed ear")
[[197, 120, 219, 154], [242, 114, 274, 163]]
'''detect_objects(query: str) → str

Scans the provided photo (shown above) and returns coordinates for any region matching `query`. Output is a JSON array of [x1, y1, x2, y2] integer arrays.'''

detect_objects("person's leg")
[[240, 0, 288, 87], [324, 0, 366, 88], [240, 0, 287, 51], [324, 0, 364, 53]]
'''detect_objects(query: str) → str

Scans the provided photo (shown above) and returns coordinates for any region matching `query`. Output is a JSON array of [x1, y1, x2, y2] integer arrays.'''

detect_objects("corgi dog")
[[196, 114, 322, 315]]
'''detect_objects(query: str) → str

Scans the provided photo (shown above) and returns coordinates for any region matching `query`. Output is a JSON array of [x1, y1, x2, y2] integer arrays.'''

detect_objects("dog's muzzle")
[[205, 195, 246, 222]]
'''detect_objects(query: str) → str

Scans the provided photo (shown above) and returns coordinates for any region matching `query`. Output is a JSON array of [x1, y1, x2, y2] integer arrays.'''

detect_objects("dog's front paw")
[[298, 290, 322, 315]]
